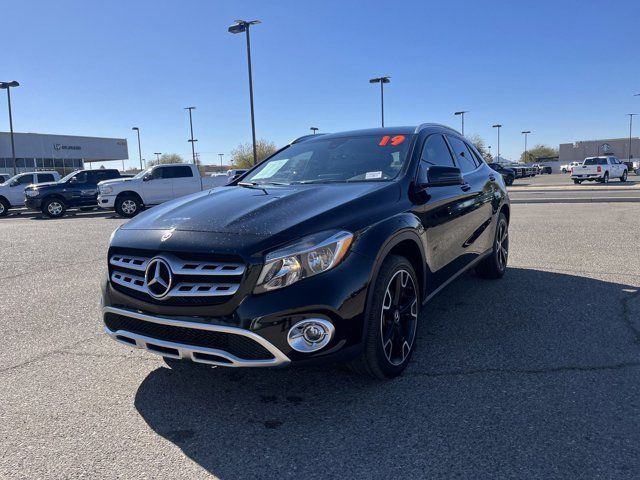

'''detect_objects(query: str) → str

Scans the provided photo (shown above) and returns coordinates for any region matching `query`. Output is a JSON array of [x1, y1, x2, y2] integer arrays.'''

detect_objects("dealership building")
[[559, 137, 640, 163], [0, 132, 129, 176]]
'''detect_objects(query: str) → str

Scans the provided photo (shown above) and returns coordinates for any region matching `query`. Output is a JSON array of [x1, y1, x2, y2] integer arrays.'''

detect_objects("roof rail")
[[414, 123, 461, 135], [291, 133, 327, 144]]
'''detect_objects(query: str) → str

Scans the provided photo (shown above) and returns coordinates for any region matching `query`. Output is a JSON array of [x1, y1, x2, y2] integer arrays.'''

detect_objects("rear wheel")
[[115, 194, 142, 218], [620, 170, 628, 182], [476, 212, 508, 279], [348, 255, 419, 379], [42, 198, 66, 218], [505, 175, 514, 186], [573, 179, 582, 184], [600, 172, 609, 184], [0, 198, 9, 217]]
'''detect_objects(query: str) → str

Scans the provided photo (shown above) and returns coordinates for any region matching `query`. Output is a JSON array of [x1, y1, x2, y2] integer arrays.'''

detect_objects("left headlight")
[[99, 186, 113, 195], [254, 230, 353, 293], [25, 190, 39, 197]]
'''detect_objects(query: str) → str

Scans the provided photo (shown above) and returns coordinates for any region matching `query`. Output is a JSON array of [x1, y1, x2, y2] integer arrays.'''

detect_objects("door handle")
[[461, 183, 471, 192], [489, 174, 496, 181]]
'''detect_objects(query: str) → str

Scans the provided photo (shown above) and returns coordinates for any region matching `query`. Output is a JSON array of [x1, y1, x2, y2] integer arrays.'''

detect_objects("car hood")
[[99, 178, 136, 187], [121, 182, 400, 238], [24, 182, 60, 191]]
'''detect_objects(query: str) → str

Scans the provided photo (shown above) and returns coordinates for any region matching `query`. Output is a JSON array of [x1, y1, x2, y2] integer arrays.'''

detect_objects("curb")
[[511, 197, 640, 204]]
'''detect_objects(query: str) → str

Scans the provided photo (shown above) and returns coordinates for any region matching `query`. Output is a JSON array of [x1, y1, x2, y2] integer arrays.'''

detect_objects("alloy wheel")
[[496, 219, 509, 270], [0, 203, 5, 215], [380, 269, 418, 366], [122, 200, 137, 215], [48, 202, 63, 216]]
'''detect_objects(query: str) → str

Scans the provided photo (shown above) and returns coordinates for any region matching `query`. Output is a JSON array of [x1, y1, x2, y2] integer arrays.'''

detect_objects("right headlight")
[[99, 185, 113, 195], [25, 190, 39, 197], [254, 230, 353, 293]]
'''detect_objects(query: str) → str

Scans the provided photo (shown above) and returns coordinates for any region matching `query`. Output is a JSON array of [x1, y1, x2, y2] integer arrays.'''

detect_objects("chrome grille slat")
[[109, 251, 246, 302]]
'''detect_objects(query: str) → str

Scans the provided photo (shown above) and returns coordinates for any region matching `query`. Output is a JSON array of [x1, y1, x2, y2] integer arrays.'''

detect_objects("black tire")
[[505, 175, 514, 186], [573, 179, 582, 184], [600, 172, 609, 184], [0, 198, 9, 217], [475, 212, 509, 279], [348, 255, 420, 379], [620, 170, 628, 182], [42, 198, 66, 218], [115, 194, 142, 218]]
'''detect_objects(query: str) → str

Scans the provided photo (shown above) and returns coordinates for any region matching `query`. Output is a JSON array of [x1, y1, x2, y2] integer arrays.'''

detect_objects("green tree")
[[468, 134, 493, 163], [231, 139, 278, 168], [148, 153, 185, 166], [519, 144, 559, 163]]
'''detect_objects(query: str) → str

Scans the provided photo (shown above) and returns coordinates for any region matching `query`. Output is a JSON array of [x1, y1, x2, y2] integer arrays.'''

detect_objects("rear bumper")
[[571, 174, 601, 180]]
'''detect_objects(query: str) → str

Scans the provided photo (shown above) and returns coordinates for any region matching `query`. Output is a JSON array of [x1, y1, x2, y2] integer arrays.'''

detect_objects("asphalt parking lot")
[[1, 203, 640, 479]]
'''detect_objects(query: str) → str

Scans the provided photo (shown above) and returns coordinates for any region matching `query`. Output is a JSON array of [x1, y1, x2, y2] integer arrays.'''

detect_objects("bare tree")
[[231, 139, 277, 168], [147, 153, 185, 167]]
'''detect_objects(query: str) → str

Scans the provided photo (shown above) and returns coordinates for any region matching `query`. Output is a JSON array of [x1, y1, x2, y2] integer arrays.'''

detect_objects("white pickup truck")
[[0, 171, 61, 216], [571, 156, 628, 184], [97, 163, 229, 217], [560, 161, 582, 173]]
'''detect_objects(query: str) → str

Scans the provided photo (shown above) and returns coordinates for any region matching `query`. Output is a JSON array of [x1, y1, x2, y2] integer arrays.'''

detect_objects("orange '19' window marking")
[[391, 135, 406, 146], [379, 136, 390, 146]]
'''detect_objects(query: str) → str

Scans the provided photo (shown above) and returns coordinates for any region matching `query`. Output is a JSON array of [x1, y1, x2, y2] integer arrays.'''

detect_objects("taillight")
[[597, 166, 602, 173]]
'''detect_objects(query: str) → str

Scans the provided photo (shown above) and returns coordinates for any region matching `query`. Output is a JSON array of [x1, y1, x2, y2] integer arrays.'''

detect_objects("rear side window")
[[95, 170, 119, 181], [37, 174, 55, 183], [420, 134, 454, 167], [446, 136, 478, 173], [465, 143, 484, 166], [164, 166, 193, 178]]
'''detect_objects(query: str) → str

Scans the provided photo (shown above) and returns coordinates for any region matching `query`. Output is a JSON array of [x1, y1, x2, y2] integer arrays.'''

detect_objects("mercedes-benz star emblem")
[[145, 257, 173, 299]]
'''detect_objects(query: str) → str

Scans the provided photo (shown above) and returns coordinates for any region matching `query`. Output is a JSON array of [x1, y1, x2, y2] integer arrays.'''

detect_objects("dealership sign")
[[54, 144, 82, 151]]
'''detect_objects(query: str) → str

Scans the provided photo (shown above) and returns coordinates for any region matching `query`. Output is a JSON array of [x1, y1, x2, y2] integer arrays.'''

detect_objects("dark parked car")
[[24, 169, 121, 218], [539, 165, 552, 174], [102, 124, 510, 378], [488, 163, 515, 185]]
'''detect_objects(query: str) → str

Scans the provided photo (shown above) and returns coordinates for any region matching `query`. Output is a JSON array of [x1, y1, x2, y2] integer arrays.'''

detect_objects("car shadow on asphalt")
[[133, 267, 640, 478]]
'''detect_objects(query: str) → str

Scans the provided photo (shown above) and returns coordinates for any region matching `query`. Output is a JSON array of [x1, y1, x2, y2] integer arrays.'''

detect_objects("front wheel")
[[476, 212, 508, 279], [42, 198, 66, 218], [620, 170, 628, 182], [573, 179, 582, 184], [348, 255, 420, 379], [115, 195, 142, 218], [505, 175, 514, 186]]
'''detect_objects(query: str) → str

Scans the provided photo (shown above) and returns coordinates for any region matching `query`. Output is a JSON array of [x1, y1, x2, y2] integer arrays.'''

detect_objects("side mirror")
[[69, 177, 77, 184], [417, 165, 463, 189], [142, 174, 152, 182], [229, 173, 242, 183], [9, 180, 19, 187]]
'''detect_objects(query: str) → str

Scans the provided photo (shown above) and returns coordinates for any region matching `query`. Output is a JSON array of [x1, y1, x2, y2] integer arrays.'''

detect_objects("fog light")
[[287, 319, 334, 353]]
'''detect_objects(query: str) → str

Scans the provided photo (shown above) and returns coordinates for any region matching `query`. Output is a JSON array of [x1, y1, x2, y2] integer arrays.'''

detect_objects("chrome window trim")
[[103, 306, 291, 367]]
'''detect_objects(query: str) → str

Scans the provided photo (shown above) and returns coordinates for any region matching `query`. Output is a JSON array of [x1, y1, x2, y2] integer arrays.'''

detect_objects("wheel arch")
[[0, 195, 11, 208], [116, 190, 143, 204]]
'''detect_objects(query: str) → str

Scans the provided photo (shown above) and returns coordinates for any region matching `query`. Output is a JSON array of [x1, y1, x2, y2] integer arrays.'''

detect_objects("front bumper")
[[97, 195, 116, 209], [25, 198, 43, 210], [104, 306, 291, 367], [102, 249, 373, 367]]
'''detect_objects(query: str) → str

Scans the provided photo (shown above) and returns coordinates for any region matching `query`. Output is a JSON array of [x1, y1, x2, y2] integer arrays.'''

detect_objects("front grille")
[[108, 249, 247, 306], [104, 313, 274, 360]]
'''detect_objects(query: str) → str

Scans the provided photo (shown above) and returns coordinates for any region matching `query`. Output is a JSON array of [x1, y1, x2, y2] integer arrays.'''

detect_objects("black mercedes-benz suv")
[[102, 124, 510, 378]]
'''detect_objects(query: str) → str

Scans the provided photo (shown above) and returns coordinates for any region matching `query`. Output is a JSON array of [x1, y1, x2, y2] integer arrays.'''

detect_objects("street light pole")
[[369, 76, 391, 127], [454, 111, 468, 136], [487, 145, 492, 161], [154, 152, 162, 163], [492, 124, 502, 162], [521, 131, 531, 163], [628, 114, 636, 164], [218, 153, 224, 167], [310, 127, 319, 135], [0, 81, 20, 175], [131, 127, 143, 170], [229, 19, 261, 166], [184, 106, 197, 164]]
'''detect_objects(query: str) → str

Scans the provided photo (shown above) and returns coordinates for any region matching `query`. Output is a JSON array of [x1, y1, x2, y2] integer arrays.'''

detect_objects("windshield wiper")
[[238, 181, 289, 187], [290, 179, 349, 184]]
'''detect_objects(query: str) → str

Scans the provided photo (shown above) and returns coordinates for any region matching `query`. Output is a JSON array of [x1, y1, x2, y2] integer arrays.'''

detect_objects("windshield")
[[242, 134, 414, 185], [134, 167, 153, 179], [584, 158, 607, 165], [59, 171, 80, 183]]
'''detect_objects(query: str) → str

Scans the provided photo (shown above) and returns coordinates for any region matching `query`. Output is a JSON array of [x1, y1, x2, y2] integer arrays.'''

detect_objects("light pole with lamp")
[[0, 81, 20, 175], [521, 131, 532, 163], [454, 111, 468, 136], [131, 127, 143, 170], [369, 76, 391, 127], [184, 106, 197, 164], [492, 124, 502, 162]]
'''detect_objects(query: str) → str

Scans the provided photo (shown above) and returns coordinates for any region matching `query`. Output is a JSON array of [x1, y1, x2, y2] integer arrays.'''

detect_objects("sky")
[[3, 0, 640, 169]]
